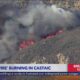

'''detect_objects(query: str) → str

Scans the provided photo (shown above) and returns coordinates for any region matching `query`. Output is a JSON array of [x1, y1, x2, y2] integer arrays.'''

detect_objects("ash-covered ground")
[[0, 0, 80, 63]]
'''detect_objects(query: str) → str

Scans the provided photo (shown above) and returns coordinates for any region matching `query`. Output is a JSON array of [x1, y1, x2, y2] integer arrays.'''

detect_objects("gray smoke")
[[0, 1, 80, 62], [17, 3, 80, 36]]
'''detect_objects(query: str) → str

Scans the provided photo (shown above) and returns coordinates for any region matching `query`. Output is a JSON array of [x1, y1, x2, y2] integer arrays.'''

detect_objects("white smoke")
[[17, 4, 80, 36]]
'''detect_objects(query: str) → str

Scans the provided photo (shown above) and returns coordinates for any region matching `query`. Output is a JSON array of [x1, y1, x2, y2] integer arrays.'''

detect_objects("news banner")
[[0, 64, 79, 76]]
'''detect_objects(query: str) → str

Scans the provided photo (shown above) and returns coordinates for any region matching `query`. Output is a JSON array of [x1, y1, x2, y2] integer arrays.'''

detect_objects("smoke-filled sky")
[[0, 0, 80, 62]]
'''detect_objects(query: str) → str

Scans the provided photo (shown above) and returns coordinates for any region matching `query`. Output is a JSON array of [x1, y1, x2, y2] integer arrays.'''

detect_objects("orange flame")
[[19, 30, 63, 50]]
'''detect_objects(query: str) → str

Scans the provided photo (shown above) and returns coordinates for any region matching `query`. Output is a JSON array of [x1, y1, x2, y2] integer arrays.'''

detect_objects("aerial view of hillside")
[[0, 0, 79, 64], [0, 0, 80, 80]]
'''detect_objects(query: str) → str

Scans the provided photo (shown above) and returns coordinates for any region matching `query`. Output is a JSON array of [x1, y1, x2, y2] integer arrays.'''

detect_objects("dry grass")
[[57, 53, 69, 64]]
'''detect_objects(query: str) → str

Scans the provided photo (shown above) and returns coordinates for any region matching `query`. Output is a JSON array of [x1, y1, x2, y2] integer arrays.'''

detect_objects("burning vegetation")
[[19, 29, 63, 49], [19, 39, 35, 49]]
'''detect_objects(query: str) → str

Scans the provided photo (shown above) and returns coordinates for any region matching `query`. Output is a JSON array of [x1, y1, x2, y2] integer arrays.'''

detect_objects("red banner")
[[68, 64, 80, 72]]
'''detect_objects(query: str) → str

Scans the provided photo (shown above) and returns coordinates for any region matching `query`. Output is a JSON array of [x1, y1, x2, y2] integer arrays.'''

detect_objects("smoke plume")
[[0, 1, 80, 62]]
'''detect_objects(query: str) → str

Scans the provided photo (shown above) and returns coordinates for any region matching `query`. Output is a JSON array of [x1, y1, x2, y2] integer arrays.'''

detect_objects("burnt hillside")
[[7, 27, 80, 64]]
